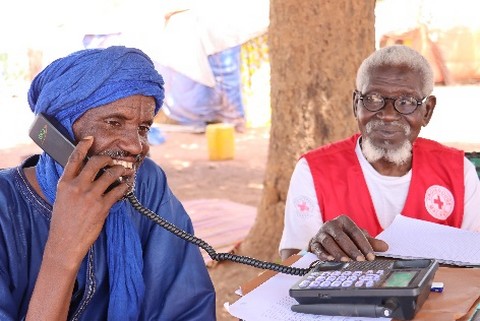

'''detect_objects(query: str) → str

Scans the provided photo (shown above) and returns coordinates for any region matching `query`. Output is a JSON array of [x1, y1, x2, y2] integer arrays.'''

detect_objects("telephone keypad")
[[298, 260, 393, 289], [299, 269, 386, 289], [290, 259, 439, 320]]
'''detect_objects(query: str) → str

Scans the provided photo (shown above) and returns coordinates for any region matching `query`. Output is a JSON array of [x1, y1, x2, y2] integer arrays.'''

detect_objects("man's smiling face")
[[72, 95, 155, 192]]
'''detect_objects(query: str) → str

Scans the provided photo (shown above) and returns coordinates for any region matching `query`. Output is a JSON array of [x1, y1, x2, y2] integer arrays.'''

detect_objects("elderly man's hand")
[[308, 215, 389, 261]]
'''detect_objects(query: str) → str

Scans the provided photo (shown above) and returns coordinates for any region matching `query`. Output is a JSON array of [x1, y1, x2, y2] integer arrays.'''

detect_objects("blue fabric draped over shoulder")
[[0, 157, 216, 320]]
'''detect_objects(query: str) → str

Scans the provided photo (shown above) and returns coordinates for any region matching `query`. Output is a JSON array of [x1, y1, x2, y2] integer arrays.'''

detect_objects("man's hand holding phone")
[[46, 136, 129, 265]]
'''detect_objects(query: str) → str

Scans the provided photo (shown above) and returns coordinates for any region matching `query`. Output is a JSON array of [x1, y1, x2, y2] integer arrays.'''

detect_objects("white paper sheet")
[[225, 252, 391, 321], [376, 215, 480, 266]]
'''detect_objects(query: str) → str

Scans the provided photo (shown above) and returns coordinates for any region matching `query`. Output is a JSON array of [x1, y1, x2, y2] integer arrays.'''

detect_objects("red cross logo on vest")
[[297, 201, 309, 212], [424, 185, 455, 220], [293, 196, 314, 218]]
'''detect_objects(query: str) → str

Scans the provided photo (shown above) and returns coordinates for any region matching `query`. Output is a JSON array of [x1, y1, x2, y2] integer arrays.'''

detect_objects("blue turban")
[[28, 46, 165, 320], [28, 45, 165, 139]]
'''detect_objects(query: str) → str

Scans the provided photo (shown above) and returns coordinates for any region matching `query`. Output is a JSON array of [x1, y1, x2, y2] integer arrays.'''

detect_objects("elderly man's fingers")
[[356, 228, 389, 259], [311, 233, 358, 261], [368, 237, 389, 252], [309, 240, 335, 261], [330, 233, 370, 261], [327, 215, 374, 260]]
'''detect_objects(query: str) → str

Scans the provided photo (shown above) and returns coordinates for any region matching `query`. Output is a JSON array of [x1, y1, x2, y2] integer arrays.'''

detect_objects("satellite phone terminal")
[[289, 258, 439, 320]]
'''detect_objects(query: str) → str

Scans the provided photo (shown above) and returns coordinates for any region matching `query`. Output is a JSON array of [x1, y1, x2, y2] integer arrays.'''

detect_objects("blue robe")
[[0, 156, 216, 320]]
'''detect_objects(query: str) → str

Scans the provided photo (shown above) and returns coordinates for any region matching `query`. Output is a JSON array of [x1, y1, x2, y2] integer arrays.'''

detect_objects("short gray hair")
[[355, 45, 434, 96]]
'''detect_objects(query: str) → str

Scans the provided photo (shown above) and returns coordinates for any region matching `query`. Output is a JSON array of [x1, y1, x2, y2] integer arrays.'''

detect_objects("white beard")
[[362, 120, 412, 166]]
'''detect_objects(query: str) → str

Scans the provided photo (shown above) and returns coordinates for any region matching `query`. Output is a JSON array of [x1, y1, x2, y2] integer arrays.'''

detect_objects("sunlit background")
[[1, 0, 479, 149]]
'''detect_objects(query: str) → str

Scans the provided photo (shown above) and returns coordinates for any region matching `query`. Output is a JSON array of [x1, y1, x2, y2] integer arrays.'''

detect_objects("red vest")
[[303, 134, 465, 236]]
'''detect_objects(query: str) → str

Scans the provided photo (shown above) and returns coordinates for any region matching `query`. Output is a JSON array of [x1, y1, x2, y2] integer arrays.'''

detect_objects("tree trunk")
[[210, 1, 376, 320]]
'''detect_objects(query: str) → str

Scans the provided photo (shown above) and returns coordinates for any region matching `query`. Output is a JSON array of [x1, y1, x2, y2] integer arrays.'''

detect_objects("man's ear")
[[422, 95, 436, 127], [352, 91, 359, 118]]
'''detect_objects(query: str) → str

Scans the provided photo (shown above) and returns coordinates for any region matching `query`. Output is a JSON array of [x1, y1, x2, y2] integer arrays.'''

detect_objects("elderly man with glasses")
[[279, 45, 480, 262]]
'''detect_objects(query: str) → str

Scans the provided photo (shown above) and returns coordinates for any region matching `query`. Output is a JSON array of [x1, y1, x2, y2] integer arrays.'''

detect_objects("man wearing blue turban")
[[0, 46, 215, 320]]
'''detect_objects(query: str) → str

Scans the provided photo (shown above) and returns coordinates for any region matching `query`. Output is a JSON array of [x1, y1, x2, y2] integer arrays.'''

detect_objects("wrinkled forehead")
[[76, 95, 157, 121]]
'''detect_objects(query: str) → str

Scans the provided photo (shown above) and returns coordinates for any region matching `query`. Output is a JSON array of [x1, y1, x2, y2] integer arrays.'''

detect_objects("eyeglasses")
[[356, 91, 428, 115]]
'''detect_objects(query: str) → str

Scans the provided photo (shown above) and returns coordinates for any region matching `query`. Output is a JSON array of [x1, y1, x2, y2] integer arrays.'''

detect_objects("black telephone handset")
[[29, 113, 76, 168], [29, 113, 120, 192]]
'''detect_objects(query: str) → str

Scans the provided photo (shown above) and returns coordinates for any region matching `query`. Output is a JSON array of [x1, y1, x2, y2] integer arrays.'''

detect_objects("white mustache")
[[366, 120, 411, 135]]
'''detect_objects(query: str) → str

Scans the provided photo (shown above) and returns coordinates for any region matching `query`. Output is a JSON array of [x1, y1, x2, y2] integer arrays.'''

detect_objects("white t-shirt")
[[279, 138, 480, 252]]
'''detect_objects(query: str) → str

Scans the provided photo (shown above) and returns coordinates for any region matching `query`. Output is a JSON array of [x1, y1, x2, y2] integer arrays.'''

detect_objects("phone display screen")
[[382, 271, 417, 287]]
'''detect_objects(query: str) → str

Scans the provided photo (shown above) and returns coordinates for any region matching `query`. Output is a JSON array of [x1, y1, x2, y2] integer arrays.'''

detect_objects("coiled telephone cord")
[[127, 192, 313, 276]]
